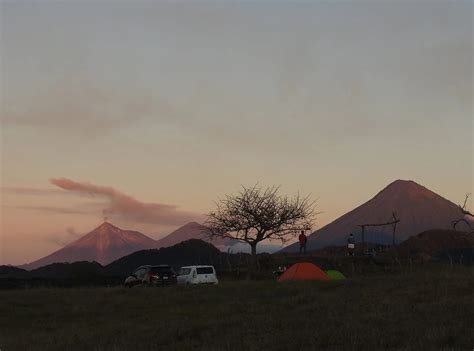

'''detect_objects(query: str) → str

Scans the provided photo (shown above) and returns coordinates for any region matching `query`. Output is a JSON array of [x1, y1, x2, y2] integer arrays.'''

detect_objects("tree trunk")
[[250, 243, 258, 267], [251, 243, 257, 257], [248, 243, 258, 279]]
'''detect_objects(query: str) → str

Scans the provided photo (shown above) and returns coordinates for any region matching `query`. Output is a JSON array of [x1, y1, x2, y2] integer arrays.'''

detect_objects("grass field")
[[1, 265, 473, 351]]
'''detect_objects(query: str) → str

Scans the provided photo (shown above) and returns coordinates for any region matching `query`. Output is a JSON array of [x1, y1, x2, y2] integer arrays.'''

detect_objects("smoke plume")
[[49, 178, 202, 226]]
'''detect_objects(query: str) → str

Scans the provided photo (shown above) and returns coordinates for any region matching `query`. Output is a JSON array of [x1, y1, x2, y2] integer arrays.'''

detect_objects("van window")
[[179, 268, 191, 275], [197, 267, 214, 275]]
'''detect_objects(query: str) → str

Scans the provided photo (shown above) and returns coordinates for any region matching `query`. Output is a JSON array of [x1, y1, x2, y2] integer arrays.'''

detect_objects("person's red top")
[[298, 233, 307, 244]]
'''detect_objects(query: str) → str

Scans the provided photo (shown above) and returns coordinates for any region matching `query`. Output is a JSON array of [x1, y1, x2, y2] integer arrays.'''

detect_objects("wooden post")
[[358, 213, 400, 249]]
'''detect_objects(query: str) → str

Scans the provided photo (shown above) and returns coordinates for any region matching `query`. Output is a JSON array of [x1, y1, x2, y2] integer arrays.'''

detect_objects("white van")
[[177, 265, 219, 285]]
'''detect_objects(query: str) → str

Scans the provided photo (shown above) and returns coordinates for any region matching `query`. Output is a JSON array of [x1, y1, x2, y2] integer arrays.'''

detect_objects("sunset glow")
[[1, 1, 472, 265]]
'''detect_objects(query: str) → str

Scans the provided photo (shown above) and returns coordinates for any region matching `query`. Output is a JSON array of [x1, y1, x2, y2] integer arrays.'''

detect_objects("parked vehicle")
[[177, 265, 219, 285], [124, 265, 177, 287]]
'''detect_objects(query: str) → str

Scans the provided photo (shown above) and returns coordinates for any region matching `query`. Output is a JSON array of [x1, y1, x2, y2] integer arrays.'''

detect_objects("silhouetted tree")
[[206, 185, 317, 266], [452, 194, 473, 232]]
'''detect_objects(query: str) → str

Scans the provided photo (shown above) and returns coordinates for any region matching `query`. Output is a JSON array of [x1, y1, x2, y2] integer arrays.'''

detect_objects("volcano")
[[281, 180, 464, 252], [23, 222, 157, 269], [155, 221, 235, 249]]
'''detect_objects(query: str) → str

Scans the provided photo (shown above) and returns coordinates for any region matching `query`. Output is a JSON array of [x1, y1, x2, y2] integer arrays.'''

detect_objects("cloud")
[[5, 205, 90, 215], [49, 177, 202, 226], [2, 79, 154, 136], [1, 186, 69, 196]]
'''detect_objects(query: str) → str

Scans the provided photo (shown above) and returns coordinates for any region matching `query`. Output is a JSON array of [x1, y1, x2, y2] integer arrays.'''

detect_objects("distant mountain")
[[23, 222, 157, 269], [282, 180, 463, 252], [21, 222, 238, 271], [155, 221, 235, 248]]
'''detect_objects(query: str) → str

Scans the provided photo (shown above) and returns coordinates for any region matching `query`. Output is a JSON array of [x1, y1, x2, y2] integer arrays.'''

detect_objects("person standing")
[[298, 230, 307, 254], [348, 233, 355, 256]]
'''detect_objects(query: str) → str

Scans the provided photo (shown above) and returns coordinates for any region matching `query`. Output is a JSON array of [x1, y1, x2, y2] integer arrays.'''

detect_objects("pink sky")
[[1, 1, 472, 265]]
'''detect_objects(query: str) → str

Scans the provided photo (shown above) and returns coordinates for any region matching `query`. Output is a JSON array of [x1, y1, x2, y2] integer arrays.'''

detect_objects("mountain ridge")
[[20, 179, 466, 266]]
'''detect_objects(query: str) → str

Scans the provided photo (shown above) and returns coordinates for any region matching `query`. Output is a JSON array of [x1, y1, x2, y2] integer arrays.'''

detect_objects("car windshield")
[[196, 267, 214, 275], [179, 268, 191, 275]]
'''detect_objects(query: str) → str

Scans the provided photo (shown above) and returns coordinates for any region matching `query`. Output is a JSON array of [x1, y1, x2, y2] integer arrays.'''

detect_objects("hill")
[[28, 261, 105, 280], [105, 239, 228, 276], [0, 265, 27, 276], [395, 229, 474, 263], [282, 179, 463, 252], [23, 222, 157, 269], [1, 240, 238, 288], [1, 239, 255, 287], [0, 261, 115, 289]]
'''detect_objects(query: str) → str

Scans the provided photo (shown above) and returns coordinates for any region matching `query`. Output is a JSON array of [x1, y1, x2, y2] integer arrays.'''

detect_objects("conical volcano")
[[282, 180, 462, 252], [23, 222, 157, 269], [155, 221, 234, 249]]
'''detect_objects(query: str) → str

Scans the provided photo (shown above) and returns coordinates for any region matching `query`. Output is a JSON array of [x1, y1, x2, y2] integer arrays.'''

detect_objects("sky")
[[0, 0, 472, 265]]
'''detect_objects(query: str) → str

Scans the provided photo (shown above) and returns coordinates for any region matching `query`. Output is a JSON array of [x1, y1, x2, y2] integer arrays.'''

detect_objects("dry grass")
[[0, 264, 473, 351]]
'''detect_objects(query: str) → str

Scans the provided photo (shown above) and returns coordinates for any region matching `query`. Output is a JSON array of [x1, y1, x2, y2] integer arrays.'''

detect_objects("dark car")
[[124, 265, 177, 287]]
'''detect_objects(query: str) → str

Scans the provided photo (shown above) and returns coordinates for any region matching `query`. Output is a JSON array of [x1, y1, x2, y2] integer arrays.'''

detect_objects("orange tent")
[[278, 262, 330, 282]]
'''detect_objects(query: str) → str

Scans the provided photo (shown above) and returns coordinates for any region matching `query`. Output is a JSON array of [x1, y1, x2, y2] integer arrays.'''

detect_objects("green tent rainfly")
[[325, 270, 346, 280]]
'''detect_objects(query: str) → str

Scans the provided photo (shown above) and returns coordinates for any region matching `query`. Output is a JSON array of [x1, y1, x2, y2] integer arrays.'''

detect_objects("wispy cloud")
[[49, 177, 202, 226], [5, 205, 90, 215], [2, 80, 154, 136], [1, 186, 68, 196]]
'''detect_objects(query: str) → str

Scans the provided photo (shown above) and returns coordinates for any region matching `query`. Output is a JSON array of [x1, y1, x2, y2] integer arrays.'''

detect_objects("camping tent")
[[325, 270, 346, 280], [278, 262, 330, 282]]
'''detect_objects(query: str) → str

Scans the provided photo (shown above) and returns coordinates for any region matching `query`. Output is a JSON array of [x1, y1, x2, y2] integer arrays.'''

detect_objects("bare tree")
[[452, 194, 473, 231], [458, 194, 473, 217], [206, 185, 317, 265]]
